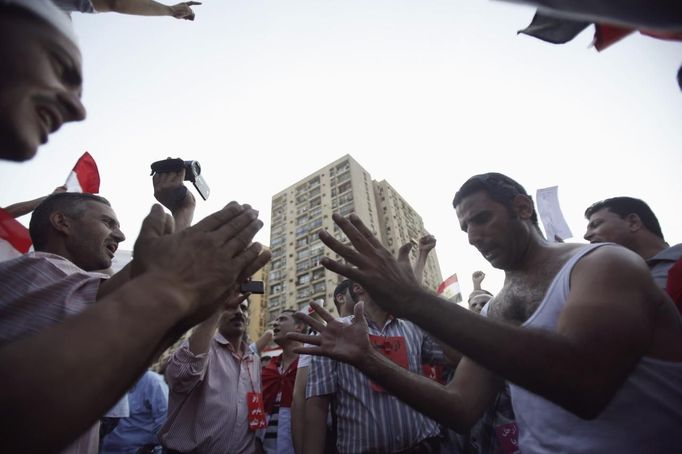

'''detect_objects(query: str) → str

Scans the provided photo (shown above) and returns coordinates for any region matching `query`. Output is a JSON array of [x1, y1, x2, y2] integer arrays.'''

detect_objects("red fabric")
[[666, 258, 682, 313], [73, 151, 100, 194], [0, 208, 32, 253], [593, 24, 634, 51], [261, 355, 298, 414], [594, 24, 682, 52]]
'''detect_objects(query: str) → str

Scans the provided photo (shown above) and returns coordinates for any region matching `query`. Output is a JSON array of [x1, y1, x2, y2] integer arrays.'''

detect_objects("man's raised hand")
[[288, 301, 371, 367], [132, 202, 270, 325], [317, 213, 423, 318]]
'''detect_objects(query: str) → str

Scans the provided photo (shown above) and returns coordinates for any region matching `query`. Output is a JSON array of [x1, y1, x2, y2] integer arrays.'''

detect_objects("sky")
[[1, 0, 681, 297]]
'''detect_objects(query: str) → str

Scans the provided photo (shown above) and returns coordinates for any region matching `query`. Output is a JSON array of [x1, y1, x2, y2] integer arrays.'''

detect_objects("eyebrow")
[[101, 215, 120, 229], [49, 45, 83, 87]]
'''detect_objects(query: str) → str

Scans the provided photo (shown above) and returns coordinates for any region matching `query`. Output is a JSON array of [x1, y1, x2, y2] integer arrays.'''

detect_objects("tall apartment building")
[[266, 155, 443, 325], [246, 266, 269, 344]]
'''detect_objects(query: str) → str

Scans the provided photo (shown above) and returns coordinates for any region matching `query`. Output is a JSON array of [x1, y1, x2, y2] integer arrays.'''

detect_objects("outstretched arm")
[[92, 0, 201, 20], [315, 213, 662, 419], [0, 202, 270, 454], [290, 302, 501, 432], [3, 185, 66, 219]]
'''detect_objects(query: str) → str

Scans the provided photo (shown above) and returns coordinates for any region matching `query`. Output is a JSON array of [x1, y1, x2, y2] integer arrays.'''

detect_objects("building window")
[[313, 281, 326, 294], [297, 286, 312, 300], [297, 273, 311, 285]]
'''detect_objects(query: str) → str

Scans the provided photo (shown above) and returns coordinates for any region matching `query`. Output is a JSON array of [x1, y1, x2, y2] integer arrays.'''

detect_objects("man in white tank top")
[[289, 172, 682, 454]]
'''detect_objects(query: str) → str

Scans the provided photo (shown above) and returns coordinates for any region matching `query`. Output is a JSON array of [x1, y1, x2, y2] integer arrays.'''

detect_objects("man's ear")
[[626, 213, 643, 232], [512, 194, 534, 221], [49, 211, 72, 236]]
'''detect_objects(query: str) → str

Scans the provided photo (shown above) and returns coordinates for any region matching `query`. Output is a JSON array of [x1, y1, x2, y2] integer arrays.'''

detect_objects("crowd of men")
[[0, 0, 681, 453]]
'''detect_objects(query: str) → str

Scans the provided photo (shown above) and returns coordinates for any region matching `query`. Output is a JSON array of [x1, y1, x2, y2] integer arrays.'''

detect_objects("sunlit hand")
[[153, 168, 195, 213], [287, 301, 371, 367], [170, 1, 201, 20]]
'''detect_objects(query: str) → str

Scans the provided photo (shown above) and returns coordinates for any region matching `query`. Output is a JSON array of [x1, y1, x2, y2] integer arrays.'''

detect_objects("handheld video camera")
[[240, 280, 265, 294], [150, 158, 210, 201]]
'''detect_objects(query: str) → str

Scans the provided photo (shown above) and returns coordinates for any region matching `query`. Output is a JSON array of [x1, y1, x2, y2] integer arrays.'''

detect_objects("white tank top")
[[509, 243, 682, 454]]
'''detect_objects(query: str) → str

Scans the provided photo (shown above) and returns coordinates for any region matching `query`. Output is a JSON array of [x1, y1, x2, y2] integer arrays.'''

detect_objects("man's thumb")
[[137, 204, 166, 241]]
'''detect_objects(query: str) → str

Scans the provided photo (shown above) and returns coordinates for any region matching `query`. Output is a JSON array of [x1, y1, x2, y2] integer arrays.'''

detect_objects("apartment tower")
[[266, 155, 443, 324]]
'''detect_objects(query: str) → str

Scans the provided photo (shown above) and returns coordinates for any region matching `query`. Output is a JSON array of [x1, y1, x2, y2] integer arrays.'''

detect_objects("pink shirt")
[[0, 252, 107, 454], [161, 334, 261, 454]]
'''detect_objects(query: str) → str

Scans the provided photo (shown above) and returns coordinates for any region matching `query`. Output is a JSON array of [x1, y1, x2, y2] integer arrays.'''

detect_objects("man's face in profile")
[[0, 9, 86, 162]]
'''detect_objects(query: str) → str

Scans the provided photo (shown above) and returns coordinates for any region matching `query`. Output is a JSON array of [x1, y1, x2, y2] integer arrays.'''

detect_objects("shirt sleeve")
[[306, 354, 337, 398], [149, 377, 170, 436], [164, 341, 210, 394]]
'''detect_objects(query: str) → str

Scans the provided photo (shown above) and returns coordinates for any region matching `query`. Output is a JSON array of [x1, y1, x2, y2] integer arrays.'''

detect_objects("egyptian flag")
[[65, 152, 100, 194], [437, 273, 462, 304], [0, 208, 32, 261]]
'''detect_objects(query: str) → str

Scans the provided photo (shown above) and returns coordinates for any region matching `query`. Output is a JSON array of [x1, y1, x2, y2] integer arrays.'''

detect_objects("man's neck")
[[280, 341, 300, 364], [224, 334, 244, 353], [632, 236, 669, 261], [363, 299, 390, 327]]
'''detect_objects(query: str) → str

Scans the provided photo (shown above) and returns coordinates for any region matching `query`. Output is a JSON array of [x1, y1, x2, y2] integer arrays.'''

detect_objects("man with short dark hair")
[[332, 279, 355, 317], [258, 309, 306, 454], [291, 172, 682, 453], [584, 196, 682, 290]]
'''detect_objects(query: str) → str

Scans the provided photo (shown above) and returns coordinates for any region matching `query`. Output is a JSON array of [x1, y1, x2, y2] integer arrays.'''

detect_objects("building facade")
[[265, 155, 442, 326]]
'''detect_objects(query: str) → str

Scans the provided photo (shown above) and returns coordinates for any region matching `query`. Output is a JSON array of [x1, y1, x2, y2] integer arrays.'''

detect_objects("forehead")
[[84, 201, 117, 218], [587, 208, 621, 222], [456, 190, 500, 220], [278, 312, 294, 320]]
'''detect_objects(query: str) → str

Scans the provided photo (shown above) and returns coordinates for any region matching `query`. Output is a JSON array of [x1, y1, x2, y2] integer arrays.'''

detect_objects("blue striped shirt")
[[306, 315, 443, 453]]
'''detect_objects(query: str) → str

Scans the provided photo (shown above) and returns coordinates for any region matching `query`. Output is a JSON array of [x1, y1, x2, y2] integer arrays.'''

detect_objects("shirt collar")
[[647, 243, 682, 264]]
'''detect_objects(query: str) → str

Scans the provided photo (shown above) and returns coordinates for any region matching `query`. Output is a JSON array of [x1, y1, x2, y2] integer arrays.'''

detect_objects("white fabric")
[[1, 0, 78, 44]]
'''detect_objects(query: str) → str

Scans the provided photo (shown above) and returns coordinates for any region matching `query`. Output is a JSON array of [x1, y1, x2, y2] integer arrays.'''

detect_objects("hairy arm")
[[0, 273, 189, 454], [0, 202, 270, 454], [399, 247, 656, 418], [319, 214, 660, 419]]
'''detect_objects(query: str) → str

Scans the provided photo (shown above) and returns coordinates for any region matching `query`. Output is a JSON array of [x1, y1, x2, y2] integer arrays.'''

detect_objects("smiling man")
[[0, 1, 85, 162]]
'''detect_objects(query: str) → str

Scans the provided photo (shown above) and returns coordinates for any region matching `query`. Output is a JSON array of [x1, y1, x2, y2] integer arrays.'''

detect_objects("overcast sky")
[[2, 0, 681, 296]]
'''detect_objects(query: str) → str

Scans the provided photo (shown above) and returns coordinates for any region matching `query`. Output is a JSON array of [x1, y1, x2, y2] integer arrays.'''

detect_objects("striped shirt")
[[160, 334, 261, 454], [0, 252, 107, 454], [306, 315, 443, 454]]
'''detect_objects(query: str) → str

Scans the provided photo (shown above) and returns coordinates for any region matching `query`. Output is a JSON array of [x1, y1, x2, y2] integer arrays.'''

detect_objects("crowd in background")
[[1, 1, 681, 454]]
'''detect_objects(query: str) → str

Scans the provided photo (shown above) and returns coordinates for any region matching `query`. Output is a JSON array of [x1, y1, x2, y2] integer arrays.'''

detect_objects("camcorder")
[[150, 158, 210, 201], [240, 280, 265, 294]]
